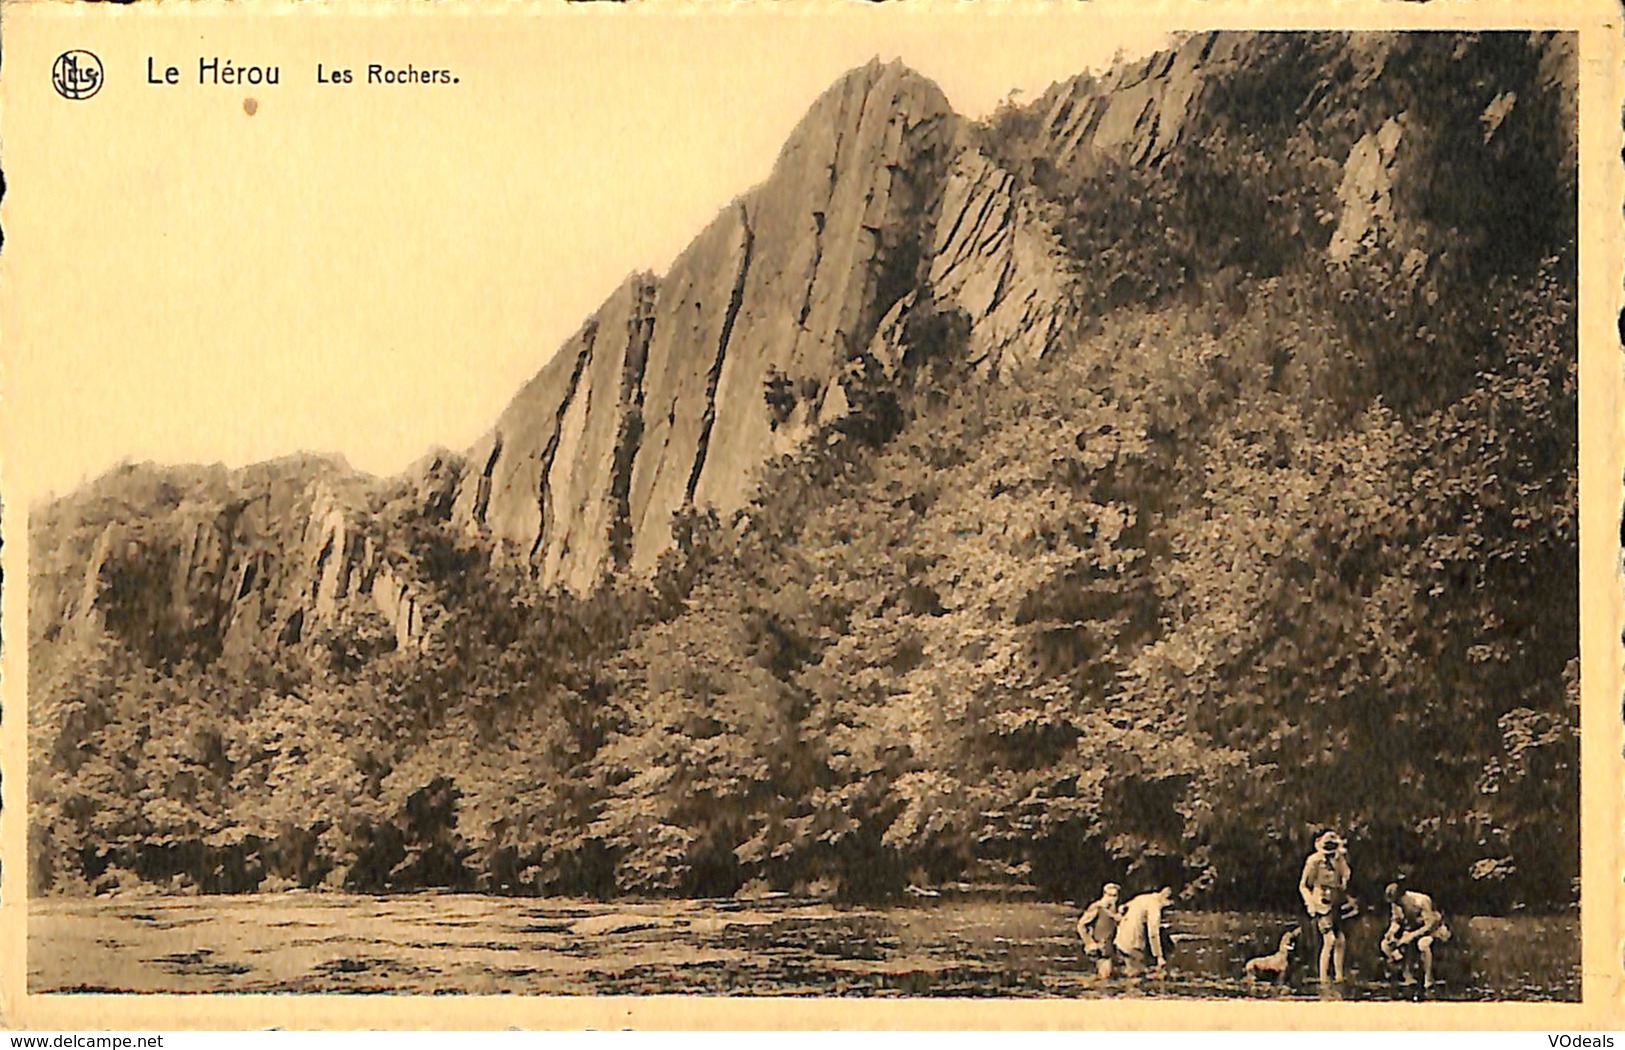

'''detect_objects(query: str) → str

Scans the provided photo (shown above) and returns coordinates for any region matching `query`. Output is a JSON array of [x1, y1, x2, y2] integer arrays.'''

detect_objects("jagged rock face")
[[451, 275, 659, 594], [1028, 30, 1576, 281], [36, 36, 1576, 639], [431, 33, 1579, 594], [303, 481, 425, 654], [685, 61, 955, 520], [1035, 33, 1246, 174], [1327, 115, 1410, 264], [925, 149, 1078, 376], [35, 58, 1042, 652], [449, 60, 961, 587], [30, 458, 428, 666]]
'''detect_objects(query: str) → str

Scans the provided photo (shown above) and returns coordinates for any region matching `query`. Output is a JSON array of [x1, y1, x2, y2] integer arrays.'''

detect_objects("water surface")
[[30, 893, 1579, 999]]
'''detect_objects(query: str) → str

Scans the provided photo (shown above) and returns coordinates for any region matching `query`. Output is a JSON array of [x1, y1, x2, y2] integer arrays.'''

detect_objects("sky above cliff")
[[6, 6, 1171, 503]]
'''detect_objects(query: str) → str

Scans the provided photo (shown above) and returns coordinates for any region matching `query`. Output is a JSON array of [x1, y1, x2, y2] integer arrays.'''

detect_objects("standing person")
[[1077, 882, 1123, 978], [1380, 882, 1451, 989], [1299, 830, 1352, 984], [1113, 886, 1175, 977]]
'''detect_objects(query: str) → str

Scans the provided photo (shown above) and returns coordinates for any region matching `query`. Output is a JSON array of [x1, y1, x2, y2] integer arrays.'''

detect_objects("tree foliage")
[[30, 32, 1577, 912]]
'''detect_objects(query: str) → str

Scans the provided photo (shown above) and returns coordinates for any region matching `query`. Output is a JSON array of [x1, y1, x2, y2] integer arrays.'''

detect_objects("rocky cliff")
[[28, 456, 429, 666], [31, 57, 1082, 660], [1032, 32, 1249, 173], [437, 59, 1096, 590], [438, 32, 1575, 597], [30, 32, 1575, 662], [1022, 31, 1575, 276], [449, 61, 958, 587], [28, 32, 1579, 909]]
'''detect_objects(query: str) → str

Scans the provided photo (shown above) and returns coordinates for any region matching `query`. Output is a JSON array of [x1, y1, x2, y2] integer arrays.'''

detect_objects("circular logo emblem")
[[52, 50, 103, 100]]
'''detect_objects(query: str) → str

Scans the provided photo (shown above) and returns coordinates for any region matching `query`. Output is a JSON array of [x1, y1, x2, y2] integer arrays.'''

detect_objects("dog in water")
[[1243, 928, 1300, 984]]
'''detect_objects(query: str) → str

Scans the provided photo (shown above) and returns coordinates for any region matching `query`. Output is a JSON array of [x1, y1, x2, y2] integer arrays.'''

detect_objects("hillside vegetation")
[[30, 32, 1577, 912]]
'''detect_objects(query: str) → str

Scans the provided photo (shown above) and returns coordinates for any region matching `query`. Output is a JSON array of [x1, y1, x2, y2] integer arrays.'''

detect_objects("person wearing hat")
[[1077, 882, 1123, 978], [1299, 830, 1353, 983]]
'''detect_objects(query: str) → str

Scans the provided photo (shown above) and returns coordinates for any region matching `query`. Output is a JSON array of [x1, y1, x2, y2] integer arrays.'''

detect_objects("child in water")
[[1077, 882, 1123, 978]]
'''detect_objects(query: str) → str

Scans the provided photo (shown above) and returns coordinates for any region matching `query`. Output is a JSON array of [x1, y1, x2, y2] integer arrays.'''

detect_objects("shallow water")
[[29, 893, 1580, 999]]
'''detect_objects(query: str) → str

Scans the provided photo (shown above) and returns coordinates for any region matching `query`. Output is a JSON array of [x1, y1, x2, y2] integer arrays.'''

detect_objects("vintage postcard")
[[1, 0, 1621, 1030]]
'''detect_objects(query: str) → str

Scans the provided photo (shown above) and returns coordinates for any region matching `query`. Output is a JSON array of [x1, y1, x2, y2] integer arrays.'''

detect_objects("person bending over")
[[1113, 886, 1174, 978], [1381, 882, 1451, 989]]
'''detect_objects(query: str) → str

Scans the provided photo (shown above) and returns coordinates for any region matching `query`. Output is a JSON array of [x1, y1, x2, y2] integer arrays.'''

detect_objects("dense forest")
[[29, 33, 1578, 913]]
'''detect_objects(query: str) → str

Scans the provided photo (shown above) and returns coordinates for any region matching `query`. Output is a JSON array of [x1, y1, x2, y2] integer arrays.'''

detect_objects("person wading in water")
[[1299, 830, 1353, 984], [1381, 882, 1451, 989], [1077, 882, 1123, 978], [1113, 886, 1175, 978]]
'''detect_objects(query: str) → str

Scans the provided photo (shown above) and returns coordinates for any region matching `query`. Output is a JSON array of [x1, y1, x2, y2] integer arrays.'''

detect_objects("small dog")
[[1243, 928, 1299, 983]]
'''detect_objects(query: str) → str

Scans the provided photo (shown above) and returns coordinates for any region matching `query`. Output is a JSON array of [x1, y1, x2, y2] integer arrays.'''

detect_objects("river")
[[29, 893, 1579, 999]]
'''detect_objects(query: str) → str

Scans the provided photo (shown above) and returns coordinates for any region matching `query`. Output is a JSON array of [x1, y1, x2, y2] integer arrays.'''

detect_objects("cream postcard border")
[[0, 0, 1619, 1030]]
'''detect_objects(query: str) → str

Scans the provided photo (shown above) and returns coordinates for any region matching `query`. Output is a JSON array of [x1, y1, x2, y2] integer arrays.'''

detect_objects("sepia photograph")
[[1, 0, 1619, 1028]]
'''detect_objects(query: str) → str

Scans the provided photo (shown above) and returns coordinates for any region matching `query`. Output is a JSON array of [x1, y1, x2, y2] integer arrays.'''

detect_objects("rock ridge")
[[29, 459, 432, 667], [449, 58, 965, 589]]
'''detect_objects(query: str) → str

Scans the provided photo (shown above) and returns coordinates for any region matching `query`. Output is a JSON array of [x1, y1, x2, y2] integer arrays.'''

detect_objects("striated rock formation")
[[446, 60, 965, 586], [1025, 30, 1575, 280], [31, 33, 1578, 656], [33, 58, 1048, 657], [24, 32, 1580, 910], [449, 274, 660, 594], [440, 59, 1083, 588], [1032, 33, 1248, 174], [1326, 115, 1409, 264], [29, 457, 429, 666], [302, 481, 426, 653], [923, 149, 1077, 376], [440, 34, 1576, 596]]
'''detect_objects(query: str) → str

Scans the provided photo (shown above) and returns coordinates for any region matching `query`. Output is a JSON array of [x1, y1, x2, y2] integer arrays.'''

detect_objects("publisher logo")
[[52, 50, 103, 100]]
